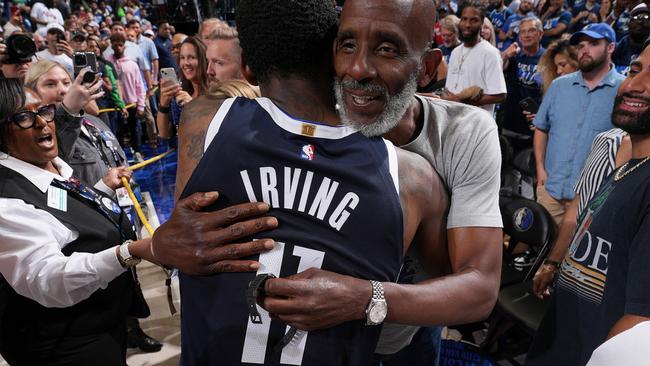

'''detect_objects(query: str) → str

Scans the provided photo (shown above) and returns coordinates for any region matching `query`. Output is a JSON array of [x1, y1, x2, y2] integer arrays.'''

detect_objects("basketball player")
[[162, 1, 448, 364]]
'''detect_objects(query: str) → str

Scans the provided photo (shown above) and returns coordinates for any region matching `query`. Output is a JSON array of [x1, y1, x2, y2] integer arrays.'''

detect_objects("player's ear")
[[241, 52, 258, 86], [418, 47, 442, 88]]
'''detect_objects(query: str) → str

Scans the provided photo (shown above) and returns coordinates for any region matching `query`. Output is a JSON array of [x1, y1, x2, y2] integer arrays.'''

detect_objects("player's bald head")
[[341, 0, 435, 50]]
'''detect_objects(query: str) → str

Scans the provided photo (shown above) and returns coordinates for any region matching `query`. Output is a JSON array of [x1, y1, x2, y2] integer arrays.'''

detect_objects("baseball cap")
[[144, 29, 155, 37], [45, 22, 65, 35], [71, 32, 87, 41], [630, 3, 649, 17], [570, 23, 616, 45]]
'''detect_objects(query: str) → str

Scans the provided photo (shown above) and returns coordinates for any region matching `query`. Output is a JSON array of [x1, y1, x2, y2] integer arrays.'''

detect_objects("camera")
[[73, 52, 99, 83], [4, 34, 37, 64]]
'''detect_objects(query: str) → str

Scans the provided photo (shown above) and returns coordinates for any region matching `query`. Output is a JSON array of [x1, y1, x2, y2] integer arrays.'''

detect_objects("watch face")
[[124, 257, 141, 267], [369, 301, 388, 324]]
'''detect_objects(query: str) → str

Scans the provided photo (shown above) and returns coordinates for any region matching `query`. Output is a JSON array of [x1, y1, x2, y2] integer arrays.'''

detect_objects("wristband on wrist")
[[159, 104, 171, 113], [543, 258, 560, 267]]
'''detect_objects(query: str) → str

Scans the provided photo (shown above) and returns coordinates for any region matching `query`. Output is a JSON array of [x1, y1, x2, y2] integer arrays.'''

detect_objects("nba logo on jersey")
[[301, 144, 314, 161]]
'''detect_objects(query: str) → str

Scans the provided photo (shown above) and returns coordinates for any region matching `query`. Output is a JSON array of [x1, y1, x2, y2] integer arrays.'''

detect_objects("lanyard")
[[82, 119, 123, 167], [51, 177, 129, 240]]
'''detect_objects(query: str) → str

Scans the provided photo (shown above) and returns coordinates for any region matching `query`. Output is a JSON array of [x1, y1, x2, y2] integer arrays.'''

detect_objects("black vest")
[[0, 165, 136, 343]]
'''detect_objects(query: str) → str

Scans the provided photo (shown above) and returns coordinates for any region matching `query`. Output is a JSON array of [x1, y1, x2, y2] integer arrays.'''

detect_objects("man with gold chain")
[[442, 0, 507, 115], [527, 40, 650, 366]]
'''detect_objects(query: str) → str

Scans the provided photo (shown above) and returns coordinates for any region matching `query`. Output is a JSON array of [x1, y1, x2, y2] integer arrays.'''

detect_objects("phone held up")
[[160, 67, 179, 85], [73, 52, 99, 84]]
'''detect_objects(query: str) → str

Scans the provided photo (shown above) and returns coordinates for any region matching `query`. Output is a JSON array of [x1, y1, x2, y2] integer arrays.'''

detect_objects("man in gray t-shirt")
[[377, 95, 503, 356], [255, 0, 503, 361]]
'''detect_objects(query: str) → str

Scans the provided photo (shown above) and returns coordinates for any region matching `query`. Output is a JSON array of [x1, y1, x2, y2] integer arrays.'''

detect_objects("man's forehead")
[[342, 0, 418, 21], [340, 0, 433, 41]]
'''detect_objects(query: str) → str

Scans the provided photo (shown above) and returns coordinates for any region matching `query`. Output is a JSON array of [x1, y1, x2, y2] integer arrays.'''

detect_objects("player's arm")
[[174, 95, 222, 201]]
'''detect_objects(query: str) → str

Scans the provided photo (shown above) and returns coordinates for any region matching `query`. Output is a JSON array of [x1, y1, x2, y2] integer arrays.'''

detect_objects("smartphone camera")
[[74, 53, 88, 67]]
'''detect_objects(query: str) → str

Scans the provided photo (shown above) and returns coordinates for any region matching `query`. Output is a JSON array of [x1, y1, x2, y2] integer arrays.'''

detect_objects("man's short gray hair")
[[520, 16, 543, 33]]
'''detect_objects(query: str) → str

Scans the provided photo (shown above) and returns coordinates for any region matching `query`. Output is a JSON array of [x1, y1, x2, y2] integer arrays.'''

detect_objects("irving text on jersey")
[[239, 166, 360, 232]]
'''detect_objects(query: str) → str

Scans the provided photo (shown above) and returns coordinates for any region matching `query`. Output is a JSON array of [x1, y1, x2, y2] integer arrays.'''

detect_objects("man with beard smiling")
[[526, 41, 650, 366], [443, 0, 507, 115], [150, 0, 500, 363], [533, 23, 624, 224]]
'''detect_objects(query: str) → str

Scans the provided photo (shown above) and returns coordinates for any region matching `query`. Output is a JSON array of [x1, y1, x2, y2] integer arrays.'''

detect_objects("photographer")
[[34, 23, 73, 76], [0, 33, 35, 80]]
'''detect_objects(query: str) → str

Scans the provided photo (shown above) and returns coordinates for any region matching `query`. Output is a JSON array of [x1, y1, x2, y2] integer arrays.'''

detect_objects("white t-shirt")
[[587, 321, 650, 366], [445, 39, 507, 115], [34, 50, 74, 76], [30, 2, 63, 32]]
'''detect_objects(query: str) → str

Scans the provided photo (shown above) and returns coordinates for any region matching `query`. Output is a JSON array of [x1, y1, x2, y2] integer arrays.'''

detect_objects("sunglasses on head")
[[7, 104, 56, 129]]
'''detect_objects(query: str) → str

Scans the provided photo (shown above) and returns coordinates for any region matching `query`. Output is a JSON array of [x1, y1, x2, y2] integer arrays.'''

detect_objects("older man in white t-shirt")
[[444, 0, 507, 115]]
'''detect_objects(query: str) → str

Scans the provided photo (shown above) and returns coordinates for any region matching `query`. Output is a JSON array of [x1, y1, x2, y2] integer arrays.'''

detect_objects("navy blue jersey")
[[179, 97, 404, 366]]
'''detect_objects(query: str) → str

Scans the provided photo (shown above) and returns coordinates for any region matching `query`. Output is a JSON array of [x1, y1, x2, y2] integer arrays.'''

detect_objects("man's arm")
[[607, 315, 650, 340], [533, 194, 577, 298], [261, 148, 502, 329], [472, 93, 506, 106], [261, 228, 501, 330], [534, 128, 549, 185], [152, 59, 159, 86]]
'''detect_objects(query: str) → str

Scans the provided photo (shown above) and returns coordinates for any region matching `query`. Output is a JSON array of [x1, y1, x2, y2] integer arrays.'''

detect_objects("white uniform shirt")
[[0, 154, 125, 308]]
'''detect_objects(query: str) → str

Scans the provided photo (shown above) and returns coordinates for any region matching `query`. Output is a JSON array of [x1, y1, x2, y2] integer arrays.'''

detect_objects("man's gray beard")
[[334, 69, 419, 138]]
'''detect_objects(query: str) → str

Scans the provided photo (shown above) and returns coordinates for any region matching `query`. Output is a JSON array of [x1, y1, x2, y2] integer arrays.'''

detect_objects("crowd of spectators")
[[0, 0, 649, 364]]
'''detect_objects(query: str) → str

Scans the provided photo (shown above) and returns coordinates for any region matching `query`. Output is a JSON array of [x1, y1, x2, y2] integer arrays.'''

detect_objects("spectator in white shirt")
[[33, 23, 74, 76]]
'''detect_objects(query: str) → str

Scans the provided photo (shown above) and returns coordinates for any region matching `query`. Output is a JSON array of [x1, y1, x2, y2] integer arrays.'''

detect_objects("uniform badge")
[[102, 197, 122, 214], [301, 124, 316, 136], [301, 144, 315, 161]]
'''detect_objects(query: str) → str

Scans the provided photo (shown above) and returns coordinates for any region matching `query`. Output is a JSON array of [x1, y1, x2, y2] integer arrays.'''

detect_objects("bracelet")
[[543, 258, 560, 267], [159, 104, 171, 114]]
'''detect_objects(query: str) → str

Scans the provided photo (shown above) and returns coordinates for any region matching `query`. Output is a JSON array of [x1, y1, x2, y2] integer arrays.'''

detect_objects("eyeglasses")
[[7, 104, 56, 129], [631, 14, 649, 21]]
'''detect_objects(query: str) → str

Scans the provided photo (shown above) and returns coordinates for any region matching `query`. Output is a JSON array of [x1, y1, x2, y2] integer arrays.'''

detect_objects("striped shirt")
[[574, 128, 626, 216]]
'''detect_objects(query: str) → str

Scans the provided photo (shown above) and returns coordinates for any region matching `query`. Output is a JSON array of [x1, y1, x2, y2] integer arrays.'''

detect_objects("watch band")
[[543, 258, 560, 267], [117, 240, 140, 268], [246, 273, 276, 324], [370, 280, 385, 302], [158, 104, 171, 114]]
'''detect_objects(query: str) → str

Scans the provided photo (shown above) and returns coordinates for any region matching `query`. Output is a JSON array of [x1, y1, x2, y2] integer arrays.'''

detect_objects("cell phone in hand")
[[73, 52, 98, 83], [519, 97, 539, 115], [160, 67, 179, 85]]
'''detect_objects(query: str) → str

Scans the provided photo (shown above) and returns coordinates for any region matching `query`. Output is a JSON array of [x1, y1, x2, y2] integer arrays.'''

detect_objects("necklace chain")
[[614, 156, 650, 181], [454, 43, 475, 89]]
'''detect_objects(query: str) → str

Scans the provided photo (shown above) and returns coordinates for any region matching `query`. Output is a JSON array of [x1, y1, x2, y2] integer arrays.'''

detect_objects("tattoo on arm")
[[187, 129, 207, 161], [174, 96, 223, 201]]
